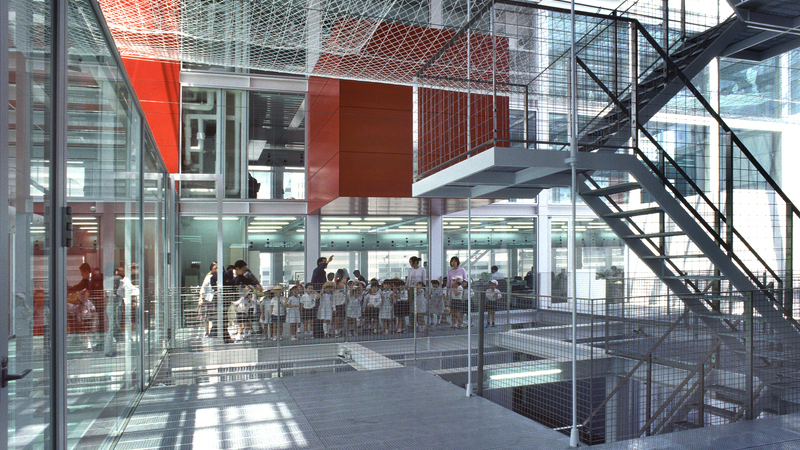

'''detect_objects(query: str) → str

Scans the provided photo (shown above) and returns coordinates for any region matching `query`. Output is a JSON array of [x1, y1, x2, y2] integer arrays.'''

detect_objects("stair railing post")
[[786, 205, 793, 317], [629, 22, 638, 152], [646, 355, 652, 436], [745, 291, 754, 420], [699, 362, 705, 427]]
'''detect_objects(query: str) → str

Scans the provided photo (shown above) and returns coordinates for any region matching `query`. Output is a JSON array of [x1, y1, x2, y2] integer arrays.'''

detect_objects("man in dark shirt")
[[311, 255, 333, 289]]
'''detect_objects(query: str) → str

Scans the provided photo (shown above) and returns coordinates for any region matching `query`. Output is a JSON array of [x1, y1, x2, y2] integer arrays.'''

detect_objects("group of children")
[[224, 276, 504, 341]]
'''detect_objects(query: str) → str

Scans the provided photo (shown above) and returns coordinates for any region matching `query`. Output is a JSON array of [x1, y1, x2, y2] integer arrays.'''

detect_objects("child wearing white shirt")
[[284, 285, 301, 340], [485, 279, 502, 327]]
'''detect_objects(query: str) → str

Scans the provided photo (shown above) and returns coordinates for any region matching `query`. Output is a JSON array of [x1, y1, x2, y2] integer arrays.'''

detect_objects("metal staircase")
[[573, 8, 800, 432]]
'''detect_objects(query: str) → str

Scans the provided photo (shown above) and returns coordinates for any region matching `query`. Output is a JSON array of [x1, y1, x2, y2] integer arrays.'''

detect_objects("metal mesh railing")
[[156, 280, 800, 445]]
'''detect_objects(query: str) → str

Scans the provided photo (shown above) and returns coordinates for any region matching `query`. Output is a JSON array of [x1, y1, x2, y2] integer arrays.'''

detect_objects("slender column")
[[52, 0, 69, 445]]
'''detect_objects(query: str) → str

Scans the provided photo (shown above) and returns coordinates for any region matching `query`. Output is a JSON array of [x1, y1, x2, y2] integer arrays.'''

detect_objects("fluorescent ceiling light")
[[489, 368, 562, 380], [193, 217, 239, 221]]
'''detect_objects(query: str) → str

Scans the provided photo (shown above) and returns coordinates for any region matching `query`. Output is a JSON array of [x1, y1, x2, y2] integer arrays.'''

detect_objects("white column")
[[306, 214, 321, 282]]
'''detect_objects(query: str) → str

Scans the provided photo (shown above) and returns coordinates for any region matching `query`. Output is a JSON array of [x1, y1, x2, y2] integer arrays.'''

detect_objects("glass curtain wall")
[[6, 0, 171, 447], [180, 87, 306, 200], [443, 217, 536, 299], [550, 219, 624, 302], [321, 217, 428, 282], [7, 0, 55, 447]]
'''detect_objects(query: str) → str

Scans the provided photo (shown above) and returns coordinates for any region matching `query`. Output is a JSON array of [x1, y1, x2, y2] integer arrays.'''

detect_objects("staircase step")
[[583, 182, 641, 197], [603, 206, 663, 218], [626, 231, 685, 239], [671, 420, 701, 431], [661, 275, 724, 281], [702, 404, 738, 421], [641, 253, 707, 259], [706, 384, 746, 404]]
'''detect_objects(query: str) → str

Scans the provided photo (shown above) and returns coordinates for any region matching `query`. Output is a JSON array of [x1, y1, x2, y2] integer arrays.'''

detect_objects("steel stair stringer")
[[575, 152, 800, 359]]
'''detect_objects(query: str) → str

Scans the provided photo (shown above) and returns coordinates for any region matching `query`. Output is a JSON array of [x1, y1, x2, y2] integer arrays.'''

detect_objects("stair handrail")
[[634, 21, 800, 219], [645, 341, 722, 436], [633, 21, 800, 318], [576, 56, 782, 295]]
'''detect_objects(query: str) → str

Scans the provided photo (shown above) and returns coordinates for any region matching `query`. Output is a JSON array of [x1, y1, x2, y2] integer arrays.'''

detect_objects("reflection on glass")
[[321, 217, 428, 282], [444, 217, 536, 297]]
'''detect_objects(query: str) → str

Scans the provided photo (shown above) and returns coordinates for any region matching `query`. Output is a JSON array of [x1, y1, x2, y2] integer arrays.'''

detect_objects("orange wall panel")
[[121, 57, 181, 173], [339, 152, 412, 198]]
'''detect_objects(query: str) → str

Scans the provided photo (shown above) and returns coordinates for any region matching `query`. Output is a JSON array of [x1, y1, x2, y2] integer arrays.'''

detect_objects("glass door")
[[4, 0, 56, 447]]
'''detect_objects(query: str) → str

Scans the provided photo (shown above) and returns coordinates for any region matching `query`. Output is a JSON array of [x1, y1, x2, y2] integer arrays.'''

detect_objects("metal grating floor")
[[114, 366, 570, 449]]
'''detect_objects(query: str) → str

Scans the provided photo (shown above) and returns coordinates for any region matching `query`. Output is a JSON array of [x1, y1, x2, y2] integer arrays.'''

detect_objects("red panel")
[[339, 106, 412, 155], [307, 154, 341, 213], [339, 152, 412, 198], [340, 80, 411, 111], [121, 57, 181, 173]]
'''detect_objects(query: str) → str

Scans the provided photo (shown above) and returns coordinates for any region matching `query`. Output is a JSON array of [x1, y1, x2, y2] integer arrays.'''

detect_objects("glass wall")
[[7, 0, 55, 447], [178, 215, 305, 288], [550, 218, 624, 301], [443, 217, 536, 295], [321, 217, 428, 282], [6, 0, 171, 447], [180, 87, 306, 200]]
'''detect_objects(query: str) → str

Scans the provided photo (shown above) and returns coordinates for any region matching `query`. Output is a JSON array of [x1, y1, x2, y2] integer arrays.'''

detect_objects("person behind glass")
[[485, 279, 501, 328], [414, 281, 428, 333], [332, 279, 347, 337], [285, 284, 302, 340], [268, 285, 286, 341], [198, 262, 218, 337], [67, 263, 95, 349], [449, 276, 466, 328], [90, 266, 106, 346], [300, 282, 317, 339], [364, 281, 381, 334], [104, 265, 125, 356], [117, 264, 139, 341], [311, 255, 334, 290], [406, 256, 426, 324], [318, 281, 335, 338], [446, 256, 467, 289], [378, 279, 394, 334], [346, 281, 363, 336], [490, 265, 504, 281]]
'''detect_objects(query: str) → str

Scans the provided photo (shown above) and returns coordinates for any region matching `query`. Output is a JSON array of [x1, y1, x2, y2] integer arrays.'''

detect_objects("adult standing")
[[311, 255, 334, 289], [406, 256, 427, 287], [446, 256, 468, 289]]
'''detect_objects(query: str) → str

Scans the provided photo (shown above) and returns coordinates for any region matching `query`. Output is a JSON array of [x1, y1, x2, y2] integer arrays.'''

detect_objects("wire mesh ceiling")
[[96, 0, 726, 85]]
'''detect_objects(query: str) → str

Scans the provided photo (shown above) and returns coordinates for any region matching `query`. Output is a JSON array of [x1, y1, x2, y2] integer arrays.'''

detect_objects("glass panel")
[[246, 216, 305, 285], [246, 91, 306, 200], [443, 217, 535, 296], [320, 216, 428, 283], [8, 0, 54, 447], [550, 218, 623, 302], [181, 87, 219, 198], [143, 137, 167, 383], [64, 0, 149, 446]]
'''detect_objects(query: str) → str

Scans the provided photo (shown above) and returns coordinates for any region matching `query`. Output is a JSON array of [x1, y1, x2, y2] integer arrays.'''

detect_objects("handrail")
[[634, 20, 800, 219], [643, 340, 722, 436], [576, 41, 785, 292]]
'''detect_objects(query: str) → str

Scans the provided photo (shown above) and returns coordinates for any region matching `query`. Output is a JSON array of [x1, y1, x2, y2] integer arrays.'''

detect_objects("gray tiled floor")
[[115, 366, 800, 449], [115, 366, 569, 449]]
